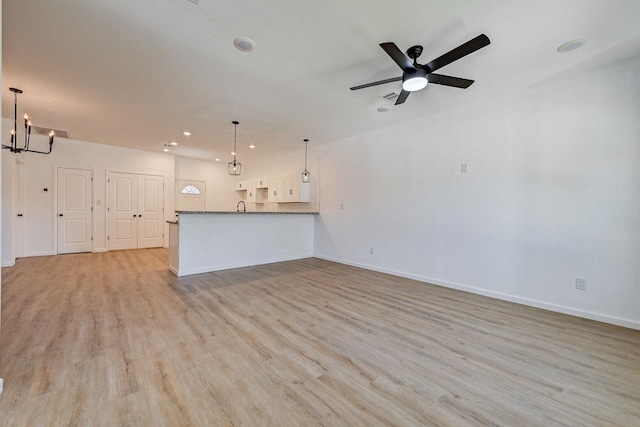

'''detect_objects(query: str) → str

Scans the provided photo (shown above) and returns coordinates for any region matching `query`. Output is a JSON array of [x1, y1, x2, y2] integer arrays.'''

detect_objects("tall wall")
[[313, 57, 640, 329]]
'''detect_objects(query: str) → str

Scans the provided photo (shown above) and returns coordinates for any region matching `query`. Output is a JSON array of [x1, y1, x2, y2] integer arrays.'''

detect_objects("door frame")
[[15, 159, 26, 260], [54, 166, 96, 255]]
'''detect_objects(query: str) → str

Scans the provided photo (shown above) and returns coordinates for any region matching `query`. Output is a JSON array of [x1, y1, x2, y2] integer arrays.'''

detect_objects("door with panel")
[[57, 168, 93, 254], [108, 172, 164, 250], [108, 172, 137, 250], [137, 175, 164, 248]]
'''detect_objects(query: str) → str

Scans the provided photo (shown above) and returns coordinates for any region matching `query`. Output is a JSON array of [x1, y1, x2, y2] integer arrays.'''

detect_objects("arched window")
[[181, 185, 201, 195]]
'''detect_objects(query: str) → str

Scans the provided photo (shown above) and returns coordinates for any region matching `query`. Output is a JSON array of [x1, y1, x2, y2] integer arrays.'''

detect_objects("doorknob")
[[133, 214, 137, 217], [58, 213, 63, 217], [17, 213, 23, 217]]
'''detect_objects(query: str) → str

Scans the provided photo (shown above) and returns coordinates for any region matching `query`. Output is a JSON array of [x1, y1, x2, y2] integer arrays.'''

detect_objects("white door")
[[108, 172, 138, 250], [137, 175, 164, 248], [108, 172, 164, 250], [57, 168, 93, 254], [175, 180, 206, 211]]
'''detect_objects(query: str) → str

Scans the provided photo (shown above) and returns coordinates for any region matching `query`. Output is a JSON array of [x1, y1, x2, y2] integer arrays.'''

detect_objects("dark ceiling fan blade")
[[424, 34, 490, 73], [380, 42, 416, 72], [428, 73, 474, 88], [395, 90, 411, 105], [350, 76, 402, 91]]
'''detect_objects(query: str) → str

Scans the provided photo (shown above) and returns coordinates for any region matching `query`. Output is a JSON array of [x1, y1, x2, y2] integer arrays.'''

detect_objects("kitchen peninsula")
[[168, 210, 318, 276]]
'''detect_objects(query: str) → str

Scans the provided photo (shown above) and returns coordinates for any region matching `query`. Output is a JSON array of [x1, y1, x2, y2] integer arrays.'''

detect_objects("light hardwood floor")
[[0, 249, 638, 426]]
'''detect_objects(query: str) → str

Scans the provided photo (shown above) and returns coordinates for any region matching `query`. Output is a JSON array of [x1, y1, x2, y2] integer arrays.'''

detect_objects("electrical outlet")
[[340, 203, 344, 210], [369, 248, 374, 255], [461, 163, 468, 173], [576, 278, 587, 290]]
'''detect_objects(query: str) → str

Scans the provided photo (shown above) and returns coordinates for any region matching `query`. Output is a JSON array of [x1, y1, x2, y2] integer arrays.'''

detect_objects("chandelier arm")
[[8, 88, 53, 155], [12, 92, 18, 151]]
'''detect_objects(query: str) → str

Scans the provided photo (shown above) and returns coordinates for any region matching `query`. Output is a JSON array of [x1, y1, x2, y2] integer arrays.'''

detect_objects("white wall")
[[313, 57, 640, 329], [174, 156, 238, 212], [1, 125, 175, 262], [1, 152, 13, 266]]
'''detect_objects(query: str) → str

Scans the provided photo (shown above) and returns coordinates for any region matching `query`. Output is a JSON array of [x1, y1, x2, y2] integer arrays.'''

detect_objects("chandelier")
[[2, 87, 55, 154]]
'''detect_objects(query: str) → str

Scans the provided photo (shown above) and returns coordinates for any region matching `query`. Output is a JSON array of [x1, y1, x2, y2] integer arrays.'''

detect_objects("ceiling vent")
[[379, 92, 400, 103], [33, 126, 70, 139]]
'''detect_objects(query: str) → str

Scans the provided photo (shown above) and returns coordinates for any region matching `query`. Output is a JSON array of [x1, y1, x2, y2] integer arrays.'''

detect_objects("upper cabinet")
[[268, 176, 284, 203], [236, 180, 264, 204], [284, 175, 310, 203], [235, 181, 249, 191], [239, 174, 310, 204]]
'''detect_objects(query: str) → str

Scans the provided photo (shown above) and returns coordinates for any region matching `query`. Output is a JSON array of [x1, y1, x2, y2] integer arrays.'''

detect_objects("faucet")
[[236, 200, 246, 212]]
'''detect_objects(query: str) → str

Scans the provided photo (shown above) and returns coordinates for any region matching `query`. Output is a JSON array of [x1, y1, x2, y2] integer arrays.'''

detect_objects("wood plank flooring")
[[0, 249, 638, 426]]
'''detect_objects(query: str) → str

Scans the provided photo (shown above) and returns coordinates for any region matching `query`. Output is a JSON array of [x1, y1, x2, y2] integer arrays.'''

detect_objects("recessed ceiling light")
[[231, 151, 236, 156], [249, 145, 256, 149], [557, 39, 586, 53], [234, 37, 256, 52], [215, 158, 220, 162], [163, 148, 170, 152], [183, 131, 191, 136], [169, 141, 178, 146]]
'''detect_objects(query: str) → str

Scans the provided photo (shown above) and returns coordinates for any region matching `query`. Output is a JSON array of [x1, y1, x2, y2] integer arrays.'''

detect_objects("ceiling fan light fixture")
[[402, 69, 428, 92]]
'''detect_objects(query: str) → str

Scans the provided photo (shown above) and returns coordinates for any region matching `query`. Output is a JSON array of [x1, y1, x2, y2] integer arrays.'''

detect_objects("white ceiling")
[[3, 0, 640, 164]]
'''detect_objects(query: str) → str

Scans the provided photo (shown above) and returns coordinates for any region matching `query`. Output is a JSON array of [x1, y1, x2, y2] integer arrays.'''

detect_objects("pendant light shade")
[[228, 120, 242, 176], [301, 138, 311, 183]]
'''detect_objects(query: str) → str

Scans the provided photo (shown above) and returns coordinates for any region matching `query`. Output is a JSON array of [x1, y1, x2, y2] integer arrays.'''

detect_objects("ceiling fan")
[[350, 34, 490, 105]]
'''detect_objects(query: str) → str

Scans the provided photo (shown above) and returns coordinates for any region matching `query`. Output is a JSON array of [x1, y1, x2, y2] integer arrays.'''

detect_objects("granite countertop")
[[175, 211, 319, 215]]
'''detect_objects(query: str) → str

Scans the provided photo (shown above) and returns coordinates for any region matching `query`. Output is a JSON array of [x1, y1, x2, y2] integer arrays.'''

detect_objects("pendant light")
[[301, 138, 311, 183], [228, 120, 242, 176], [1, 87, 55, 154]]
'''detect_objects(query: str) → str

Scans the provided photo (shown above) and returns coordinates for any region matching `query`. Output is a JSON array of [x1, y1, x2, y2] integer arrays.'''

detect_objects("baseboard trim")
[[24, 251, 55, 257], [314, 254, 640, 331], [1, 260, 16, 267], [176, 254, 313, 277]]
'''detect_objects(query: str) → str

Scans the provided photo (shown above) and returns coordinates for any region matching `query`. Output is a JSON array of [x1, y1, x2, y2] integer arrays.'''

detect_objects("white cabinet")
[[298, 181, 310, 203], [268, 176, 285, 203], [236, 180, 265, 204], [238, 174, 311, 204], [283, 175, 310, 203], [235, 180, 249, 191]]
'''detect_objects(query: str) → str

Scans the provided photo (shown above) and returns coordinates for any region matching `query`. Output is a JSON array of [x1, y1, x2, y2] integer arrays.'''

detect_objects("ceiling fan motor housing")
[[406, 45, 424, 63]]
